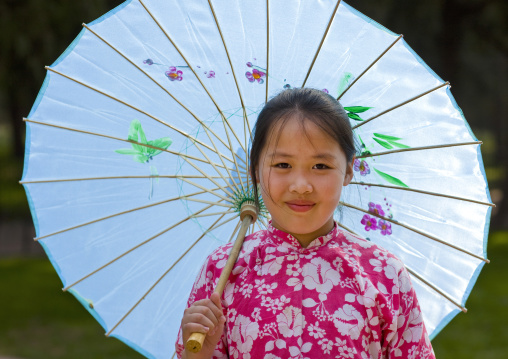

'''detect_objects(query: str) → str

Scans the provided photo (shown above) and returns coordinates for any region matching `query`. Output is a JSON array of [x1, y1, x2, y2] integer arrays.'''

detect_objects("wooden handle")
[[185, 203, 256, 353], [186, 332, 206, 353]]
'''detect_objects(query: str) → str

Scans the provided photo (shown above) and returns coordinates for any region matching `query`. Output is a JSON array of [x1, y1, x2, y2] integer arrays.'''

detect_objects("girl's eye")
[[274, 163, 290, 169], [313, 163, 329, 169]]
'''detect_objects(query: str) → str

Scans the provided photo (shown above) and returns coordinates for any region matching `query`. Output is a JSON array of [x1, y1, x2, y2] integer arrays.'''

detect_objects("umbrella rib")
[[82, 24, 236, 160], [23, 118, 226, 169], [138, 0, 246, 154], [20, 175, 222, 184], [301, 0, 342, 88], [106, 212, 234, 337], [227, 220, 242, 244], [206, 0, 251, 147], [179, 177, 233, 203], [336, 221, 357, 235], [405, 266, 467, 313], [180, 156, 234, 198], [63, 201, 220, 292], [176, 197, 232, 208], [352, 82, 450, 130], [33, 188, 220, 241], [349, 181, 495, 207], [335, 222, 468, 313], [200, 125, 242, 194], [190, 135, 241, 194], [192, 210, 236, 218], [356, 141, 483, 159], [339, 201, 490, 263], [337, 34, 403, 101], [204, 0, 254, 170], [44, 66, 233, 163]]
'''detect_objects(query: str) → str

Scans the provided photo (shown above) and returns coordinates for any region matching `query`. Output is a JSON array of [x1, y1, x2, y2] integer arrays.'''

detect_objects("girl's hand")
[[181, 292, 226, 359]]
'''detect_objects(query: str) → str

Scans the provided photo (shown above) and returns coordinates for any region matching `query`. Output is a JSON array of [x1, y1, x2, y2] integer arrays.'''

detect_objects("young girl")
[[176, 88, 435, 359]]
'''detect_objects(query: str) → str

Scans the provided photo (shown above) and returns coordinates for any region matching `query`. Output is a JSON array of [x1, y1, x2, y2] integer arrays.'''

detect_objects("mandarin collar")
[[266, 221, 339, 251]]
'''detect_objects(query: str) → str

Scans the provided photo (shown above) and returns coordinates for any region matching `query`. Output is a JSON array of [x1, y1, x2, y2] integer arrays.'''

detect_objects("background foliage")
[[0, 0, 507, 358]]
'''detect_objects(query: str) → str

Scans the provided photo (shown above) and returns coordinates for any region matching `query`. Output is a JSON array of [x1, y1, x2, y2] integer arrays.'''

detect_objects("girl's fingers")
[[183, 308, 218, 330], [181, 322, 210, 336], [191, 296, 224, 322]]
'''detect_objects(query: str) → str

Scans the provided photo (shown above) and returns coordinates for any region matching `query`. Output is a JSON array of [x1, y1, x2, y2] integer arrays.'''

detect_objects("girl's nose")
[[289, 173, 313, 194]]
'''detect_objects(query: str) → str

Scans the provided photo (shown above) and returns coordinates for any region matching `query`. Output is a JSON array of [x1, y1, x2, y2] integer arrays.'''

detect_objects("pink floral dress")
[[176, 223, 435, 359]]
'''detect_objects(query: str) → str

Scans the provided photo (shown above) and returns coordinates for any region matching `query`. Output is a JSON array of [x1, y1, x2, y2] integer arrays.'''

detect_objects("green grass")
[[0, 232, 507, 358], [431, 231, 508, 358], [0, 258, 144, 359]]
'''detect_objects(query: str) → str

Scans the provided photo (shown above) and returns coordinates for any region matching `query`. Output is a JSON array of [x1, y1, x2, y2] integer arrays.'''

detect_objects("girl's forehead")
[[266, 116, 337, 147], [263, 117, 343, 156]]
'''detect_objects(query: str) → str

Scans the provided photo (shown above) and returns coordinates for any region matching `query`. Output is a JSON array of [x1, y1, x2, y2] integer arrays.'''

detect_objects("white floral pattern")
[[176, 223, 435, 358]]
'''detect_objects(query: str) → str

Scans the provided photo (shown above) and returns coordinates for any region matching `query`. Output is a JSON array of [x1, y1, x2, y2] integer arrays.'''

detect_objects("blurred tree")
[[0, 0, 124, 158]]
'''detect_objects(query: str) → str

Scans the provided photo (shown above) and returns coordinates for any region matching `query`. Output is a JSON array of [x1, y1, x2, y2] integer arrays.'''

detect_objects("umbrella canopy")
[[21, 0, 492, 357]]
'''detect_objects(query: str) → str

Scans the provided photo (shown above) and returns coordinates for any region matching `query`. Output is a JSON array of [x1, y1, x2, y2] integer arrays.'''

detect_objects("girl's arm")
[[180, 292, 226, 359], [383, 261, 436, 358], [175, 247, 231, 359]]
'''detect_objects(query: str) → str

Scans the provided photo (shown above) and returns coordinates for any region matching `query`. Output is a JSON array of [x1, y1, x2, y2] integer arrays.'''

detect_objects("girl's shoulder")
[[204, 228, 270, 267], [336, 228, 404, 264]]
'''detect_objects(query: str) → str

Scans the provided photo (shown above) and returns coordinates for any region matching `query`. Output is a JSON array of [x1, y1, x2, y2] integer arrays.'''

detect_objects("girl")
[[176, 88, 435, 359]]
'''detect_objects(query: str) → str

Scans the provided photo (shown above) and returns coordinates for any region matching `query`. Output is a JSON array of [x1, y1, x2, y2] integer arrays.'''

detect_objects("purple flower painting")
[[361, 214, 377, 231], [353, 159, 370, 176], [165, 67, 183, 81], [245, 68, 265, 84], [378, 220, 392, 236], [368, 202, 385, 217]]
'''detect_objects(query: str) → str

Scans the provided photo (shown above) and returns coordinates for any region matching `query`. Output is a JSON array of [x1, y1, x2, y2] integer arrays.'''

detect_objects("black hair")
[[249, 88, 356, 210]]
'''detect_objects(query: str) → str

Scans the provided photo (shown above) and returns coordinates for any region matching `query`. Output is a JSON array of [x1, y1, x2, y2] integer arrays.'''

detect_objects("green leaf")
[[347, 113, 364, 121], [344, 106, 373, 113], [115, 149, 141, 155], [337, 72, 354, 97], [146, 137, 172, 157], [134, 154, 149, 163], [388, 141, 411, 149], [373, 137, 393, 149], [374, 168, 409, 188], [150, 137, 172, 150], [373, 133, 402, 141], [127, 120, 145, 153]]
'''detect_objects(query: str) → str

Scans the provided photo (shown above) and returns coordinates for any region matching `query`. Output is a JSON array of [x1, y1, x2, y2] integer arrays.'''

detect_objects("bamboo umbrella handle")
[[185, 202, 257, 353]]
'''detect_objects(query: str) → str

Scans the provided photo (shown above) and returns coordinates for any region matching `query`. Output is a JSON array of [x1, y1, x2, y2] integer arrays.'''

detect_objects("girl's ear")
[[344, 157, 354, 186]]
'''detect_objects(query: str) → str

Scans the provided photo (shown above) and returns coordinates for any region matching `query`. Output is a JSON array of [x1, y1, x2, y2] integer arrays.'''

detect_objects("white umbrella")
[[21, 0, 492, 357]]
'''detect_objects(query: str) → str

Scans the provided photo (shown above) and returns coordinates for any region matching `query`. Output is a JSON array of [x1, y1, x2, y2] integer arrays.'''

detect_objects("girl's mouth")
[[286, 201, 315, 212]]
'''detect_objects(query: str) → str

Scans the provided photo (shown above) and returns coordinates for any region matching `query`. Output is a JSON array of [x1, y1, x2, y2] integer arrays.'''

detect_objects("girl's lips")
[[286, 201, 315, 212]]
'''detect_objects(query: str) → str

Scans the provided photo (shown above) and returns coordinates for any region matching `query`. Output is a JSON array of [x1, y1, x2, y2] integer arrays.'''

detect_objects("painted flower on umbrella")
[[246, 68, 265, 84], [378, 220, 392, 236], [165, 66, 183, 81], [368, 202, 385, 217], [353, 159, 370, 176], [361, 215, 377, 231], [205, 70, 215, 78], [143, 58, 154, 65]]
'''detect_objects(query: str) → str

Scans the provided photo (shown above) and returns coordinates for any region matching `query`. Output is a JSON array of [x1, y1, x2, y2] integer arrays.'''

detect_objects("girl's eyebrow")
[[268, 151, 337, 160]]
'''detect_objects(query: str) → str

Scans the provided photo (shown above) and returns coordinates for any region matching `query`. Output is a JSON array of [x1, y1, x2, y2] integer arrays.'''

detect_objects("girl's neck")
[[271, 218, 335, 248]]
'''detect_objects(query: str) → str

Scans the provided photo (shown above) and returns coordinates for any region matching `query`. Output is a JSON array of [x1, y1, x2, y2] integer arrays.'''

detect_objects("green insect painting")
[[116, 119, 172, 199]]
